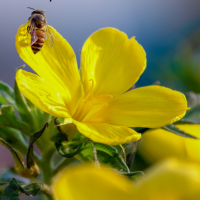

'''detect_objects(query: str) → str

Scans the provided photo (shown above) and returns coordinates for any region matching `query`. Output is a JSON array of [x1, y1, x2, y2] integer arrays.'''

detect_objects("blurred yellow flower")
[[15, 24, 187, 145], [53, 159, 200, 200], [53, 164, 134, 200], [138, 124, 200, 163]]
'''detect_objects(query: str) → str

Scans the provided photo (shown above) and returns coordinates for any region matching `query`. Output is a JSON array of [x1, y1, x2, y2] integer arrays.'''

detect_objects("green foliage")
[[0, 127, 27, 154], [0, 105, 30, 135], [0, 82, 18, 109], [162, 124, 197, 139], [0, 138, 24, 174], [27, 123, 49, 169], [1, 178, 41, 199], [1, 63, 200, 200], [56, 139, 130, 172], [121, 171, 145, 178], [84, 143, 129, 172], [55, 140, 88, 158]]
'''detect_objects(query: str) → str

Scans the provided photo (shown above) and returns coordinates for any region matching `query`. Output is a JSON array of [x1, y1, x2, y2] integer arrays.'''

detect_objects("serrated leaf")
[[162, 124, 196, 139], [0, 105, 30, 135], [20, 183, 42, 197], [0, 183, 8, 198], [0, 138, 24, 174], [1, 178, 41, 199], [78, 142, 130, 172], [1, 179, 20, 200]]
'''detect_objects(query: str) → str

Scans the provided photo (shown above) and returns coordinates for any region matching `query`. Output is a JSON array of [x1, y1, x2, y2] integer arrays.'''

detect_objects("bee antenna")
[[27, 7, 35, 10]]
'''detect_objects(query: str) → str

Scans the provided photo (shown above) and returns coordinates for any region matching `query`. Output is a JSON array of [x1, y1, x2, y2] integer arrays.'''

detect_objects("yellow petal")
[[81, 28, 146, 97], [73, 121, 141, 145], [134, 159, 200, 200], [16, 69, 70, 118], [53, 164, 135, 200], [16, 24, 81, 115], [138, 124, 200, 164], [85, 86, 187, 128]]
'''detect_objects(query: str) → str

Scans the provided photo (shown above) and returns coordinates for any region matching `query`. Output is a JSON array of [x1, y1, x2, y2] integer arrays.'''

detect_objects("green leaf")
[[1, 179, 20, 200], [26, 123, 48, 177], [20, 183, 42, 197], [55, 140, 85, 158], [0, 138, 24, 174], [0, 127, 28, 155], [0, 183, 9, 198], [14, 80, 36, 125], [1, 178, 41, 199], [55, 137, 130, 172], [0, 82, 17, 110], [0, 105, 30, 135], [174, 118, 200, 125], [0, 94, 8, 106], [78, 142, 130, 172], [162, 124, 196, 139], [120, 171, 145, 177]]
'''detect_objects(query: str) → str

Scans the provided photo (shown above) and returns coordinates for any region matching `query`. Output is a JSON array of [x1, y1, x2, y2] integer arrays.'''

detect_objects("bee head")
[[27, 7, 46, 16]]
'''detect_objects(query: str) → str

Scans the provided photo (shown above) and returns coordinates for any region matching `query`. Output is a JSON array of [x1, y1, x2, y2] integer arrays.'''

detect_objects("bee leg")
[[27, 26, 30, 33]]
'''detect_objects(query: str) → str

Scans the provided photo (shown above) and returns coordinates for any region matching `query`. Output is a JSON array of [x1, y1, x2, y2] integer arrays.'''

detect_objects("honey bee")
[[27, 7, 57, 54]]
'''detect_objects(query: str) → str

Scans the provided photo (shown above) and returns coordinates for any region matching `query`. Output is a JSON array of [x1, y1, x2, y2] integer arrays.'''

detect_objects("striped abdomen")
[[31, 29, 45, 54]]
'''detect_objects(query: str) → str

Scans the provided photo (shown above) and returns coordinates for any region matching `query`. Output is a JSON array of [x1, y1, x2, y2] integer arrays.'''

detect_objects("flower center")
[[73, 79, 113, 121]]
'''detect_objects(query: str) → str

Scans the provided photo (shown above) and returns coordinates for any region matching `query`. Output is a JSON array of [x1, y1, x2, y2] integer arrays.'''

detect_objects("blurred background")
[[1, 0, 200, 195]]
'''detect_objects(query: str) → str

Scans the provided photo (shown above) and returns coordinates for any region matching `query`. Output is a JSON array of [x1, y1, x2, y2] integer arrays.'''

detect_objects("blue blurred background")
[[1, 0, 200, 89], [1, 0, 200, 189]]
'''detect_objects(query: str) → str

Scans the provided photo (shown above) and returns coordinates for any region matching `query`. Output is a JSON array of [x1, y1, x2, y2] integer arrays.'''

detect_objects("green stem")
[[39, 144, 56, 185], [40, 193, 53, 200], [127, 142, 137, 168], [52, 156, 75, 174], [119, 144, 126, 163]]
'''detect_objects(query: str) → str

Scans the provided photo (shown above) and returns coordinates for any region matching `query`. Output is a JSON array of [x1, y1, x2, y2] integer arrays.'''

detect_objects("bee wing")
[[45, 23, 60, 48], [30, 20, 38, 45], [30, 29, 38, 45]]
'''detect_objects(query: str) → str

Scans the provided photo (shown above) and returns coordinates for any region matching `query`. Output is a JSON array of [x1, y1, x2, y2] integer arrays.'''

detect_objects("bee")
[[27, 7, 56, 54]]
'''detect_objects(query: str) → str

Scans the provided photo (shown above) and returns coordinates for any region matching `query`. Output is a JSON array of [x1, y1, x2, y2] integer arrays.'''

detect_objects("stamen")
[[89, 79, 94, 93], [93, 94, 113, 99], [93, 102, 108, 106]]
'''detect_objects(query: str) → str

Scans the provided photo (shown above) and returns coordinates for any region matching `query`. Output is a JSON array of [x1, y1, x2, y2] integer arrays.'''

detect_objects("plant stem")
[[119, 144, 126, 163], [40, 193, 53, 200], [127, 142, 137, 168], [39, 145, 56, 185]]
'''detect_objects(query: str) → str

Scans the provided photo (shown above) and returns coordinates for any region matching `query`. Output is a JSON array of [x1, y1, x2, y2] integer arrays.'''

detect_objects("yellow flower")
[[53, 164, 135, 200], [138, 124, 200, 163], [52, 159, 200, 200], [15, 24, 187, 145]]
